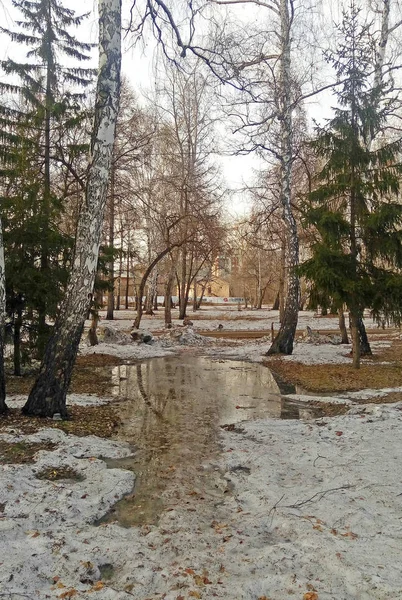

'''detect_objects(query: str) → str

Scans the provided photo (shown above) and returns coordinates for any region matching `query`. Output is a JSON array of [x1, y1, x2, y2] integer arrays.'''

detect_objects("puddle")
[[99, 356, 322, 528]]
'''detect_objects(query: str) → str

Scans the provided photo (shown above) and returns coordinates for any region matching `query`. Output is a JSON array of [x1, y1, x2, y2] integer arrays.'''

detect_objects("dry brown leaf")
[[303, 593, 318, 600], [90, 582, 104, 592], [340, 531, 358, 539], [189, 592, 201, 599], [59, 590, 78, 599]]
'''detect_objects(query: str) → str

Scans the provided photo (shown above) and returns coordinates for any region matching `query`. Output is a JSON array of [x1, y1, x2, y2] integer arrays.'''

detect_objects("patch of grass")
[[268, 339, 402, 394], [7, 364, 115, 398], [269, 360, 402, 393], [75, 354, 127, 368], [0, 440, 57, 464], [35, 466, 85, 481], [0, 403, 121, 438]]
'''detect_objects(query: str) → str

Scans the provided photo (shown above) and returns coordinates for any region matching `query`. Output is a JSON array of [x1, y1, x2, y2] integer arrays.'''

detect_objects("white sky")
[[2, 0, 400, 215]]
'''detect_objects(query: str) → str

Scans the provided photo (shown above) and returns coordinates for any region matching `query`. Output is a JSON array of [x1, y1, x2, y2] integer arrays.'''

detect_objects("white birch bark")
[[267, 0, 300, 355], [0, 217, 7, 413], [23, 0, 122, 417]]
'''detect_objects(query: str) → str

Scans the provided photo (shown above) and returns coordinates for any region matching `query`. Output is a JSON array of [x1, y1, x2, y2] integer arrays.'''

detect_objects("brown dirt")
[[35, 466, 85, 481], [0, 403, 122, 439], [7, 365, 116, 398], [0, 440, 57, 464], [268, 338, 402, 394]]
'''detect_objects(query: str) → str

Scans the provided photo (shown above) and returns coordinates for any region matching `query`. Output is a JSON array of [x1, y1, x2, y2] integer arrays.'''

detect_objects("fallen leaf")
[[185, 568, 195, 575], [335, 431, 343, 436], [303, 593, 318, 600], [189, 592, 201, 599], [340, 531, 358, 539], [90, 582, 104, 592], [59, 590, 78, 599]]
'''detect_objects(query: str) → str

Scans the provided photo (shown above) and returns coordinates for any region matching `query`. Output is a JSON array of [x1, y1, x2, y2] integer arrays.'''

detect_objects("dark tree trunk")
[[193, 281, 198, 311], [134, 247, 177, 330], [358, 317, 372, 355], [178, 248, 187, 320], [338, 308, 349, 344], [164, 276, 174, 327], [350, 311, 361, 369], [88, 311, 99, 346], [0, 220, 6, 414], [106, 164, 115, 320], [272, 292, 280, 311], [13, 305, 22, 377], [22, 0, 122, 418]]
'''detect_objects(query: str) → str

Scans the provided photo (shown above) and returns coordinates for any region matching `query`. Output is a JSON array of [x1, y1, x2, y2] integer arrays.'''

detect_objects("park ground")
[[1, 306, 402, 600]]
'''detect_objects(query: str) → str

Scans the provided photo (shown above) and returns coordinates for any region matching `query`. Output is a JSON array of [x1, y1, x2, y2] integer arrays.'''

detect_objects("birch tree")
[[211, 0, 302, 353], [23, 0, 122, 417]]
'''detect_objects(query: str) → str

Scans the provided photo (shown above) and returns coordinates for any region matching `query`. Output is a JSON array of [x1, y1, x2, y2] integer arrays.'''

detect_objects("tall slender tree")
[[0, 217, 7, 414]]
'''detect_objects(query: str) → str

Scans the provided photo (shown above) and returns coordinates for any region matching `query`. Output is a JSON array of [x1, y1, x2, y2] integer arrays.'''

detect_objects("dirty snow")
[[1, 309, 402, 599]]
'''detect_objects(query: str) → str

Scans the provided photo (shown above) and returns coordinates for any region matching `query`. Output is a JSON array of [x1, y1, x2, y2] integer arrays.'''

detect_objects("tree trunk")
[[358, 317, 372, 355], [192, 281, 198, 311], [278, 240, 286, 322], [0, 219, 7, 413], [164, 266, 176, 327], [125, 235, 130, 309], [88, 311, 99, 346], [22, 0, 122, 418], [178, 246, 187, 319], [338, 308, 349, 344], [350, 311, 361, 369], [37, 19, 53, 358], [106, 162, 115, 319], [267, 0, 299, 355], [134, 246, 177, 330]]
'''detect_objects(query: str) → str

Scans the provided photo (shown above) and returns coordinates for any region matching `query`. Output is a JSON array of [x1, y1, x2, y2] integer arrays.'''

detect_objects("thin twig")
[[283, 485, 353, 509]]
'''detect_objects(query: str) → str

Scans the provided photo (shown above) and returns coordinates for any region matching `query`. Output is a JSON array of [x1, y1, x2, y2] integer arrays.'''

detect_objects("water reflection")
[[101, 356, 282, 527]]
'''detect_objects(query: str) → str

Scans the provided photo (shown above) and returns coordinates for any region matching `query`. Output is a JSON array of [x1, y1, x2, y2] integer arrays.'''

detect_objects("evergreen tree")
[[23, 0, 121, 418], [300, 2, 402, 368], [0, 0, 94, 359]]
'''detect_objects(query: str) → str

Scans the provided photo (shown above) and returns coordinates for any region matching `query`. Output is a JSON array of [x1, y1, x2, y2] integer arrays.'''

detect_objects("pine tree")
[[23, 0, 122, 418], [0, 0, 94, 358], [300, 1, 402, 368]]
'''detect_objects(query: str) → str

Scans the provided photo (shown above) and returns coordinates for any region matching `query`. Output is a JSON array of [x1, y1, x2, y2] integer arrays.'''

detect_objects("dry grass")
[[269, 338, 402, 394], [7, 364, 117, 398], [35, 466, 85, 481], [0, 403, 121, 439], [0, 440, 57, 464]]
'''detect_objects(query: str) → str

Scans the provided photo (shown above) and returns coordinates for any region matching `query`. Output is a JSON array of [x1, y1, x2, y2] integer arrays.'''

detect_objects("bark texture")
[[0, 219, 7, 414], [267, 0, 299, 355], [23, 0, 122, 417], [358, 317, 372, 355], [338, 308, 349, 344]]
